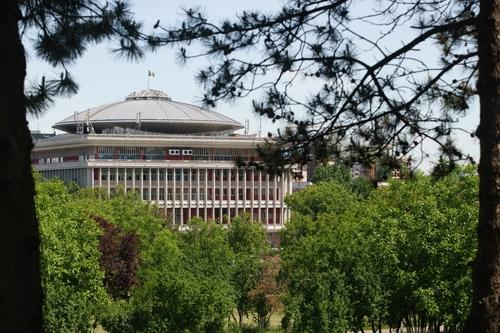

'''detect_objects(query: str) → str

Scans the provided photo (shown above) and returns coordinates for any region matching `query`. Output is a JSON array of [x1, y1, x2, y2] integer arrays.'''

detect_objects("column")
[[204, 169, 208, 221], [188, 169, 192, 222], [148, 168, 152, 201], [172, 168, 176, 225], [258, 170, 262, 224], [124, 168, 128, 193], [228, 168, 231, 223], [107, 167, 111, 196], [99, 167, 102, 189], [196, 168, 200, 217], [235, 169, 239, 217], [157, 167, 160, 204], [180, 169, 184, 225], [132, 168, 135, 190], [212, 168, 216, 223], [250, 169, 254, 220], [243, 169, 247, 215], [140, 168, 144, 200]]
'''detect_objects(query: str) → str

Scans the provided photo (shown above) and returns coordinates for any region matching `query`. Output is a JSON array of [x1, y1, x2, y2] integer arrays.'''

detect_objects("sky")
[[26, 0, 480, 171]]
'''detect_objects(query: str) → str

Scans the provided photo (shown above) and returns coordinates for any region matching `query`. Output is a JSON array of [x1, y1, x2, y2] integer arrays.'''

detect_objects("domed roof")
[[53, 89, 243, 134]]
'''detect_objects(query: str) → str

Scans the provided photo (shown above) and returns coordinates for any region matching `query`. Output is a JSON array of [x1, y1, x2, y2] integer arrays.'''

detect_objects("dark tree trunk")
[[0, 1, 43, 332], [465, 1, 500, 332]]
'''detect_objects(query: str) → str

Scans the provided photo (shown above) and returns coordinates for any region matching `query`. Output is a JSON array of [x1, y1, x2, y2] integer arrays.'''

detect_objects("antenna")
[[85, 111, 95, 134], [244, 119, 249, 135], [136, 112, 141, 131], [147, 70, 155, 89], [75, 111, 83, 134]]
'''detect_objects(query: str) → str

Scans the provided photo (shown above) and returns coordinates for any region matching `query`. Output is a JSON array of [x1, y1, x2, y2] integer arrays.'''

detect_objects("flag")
[[148, 70, 155, 77]]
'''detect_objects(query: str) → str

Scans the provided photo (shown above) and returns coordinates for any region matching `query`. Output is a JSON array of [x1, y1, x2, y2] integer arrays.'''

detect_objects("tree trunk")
[[465, 1, 500, 332], [0, 1, 43, 332]]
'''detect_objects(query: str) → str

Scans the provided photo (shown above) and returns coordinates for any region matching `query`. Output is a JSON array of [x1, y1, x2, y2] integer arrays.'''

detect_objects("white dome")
[[53, 89, 243, 134]]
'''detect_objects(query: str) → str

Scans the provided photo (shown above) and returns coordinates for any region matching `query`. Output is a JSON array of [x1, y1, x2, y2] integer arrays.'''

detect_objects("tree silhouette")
[[147, 0, 498, 331], [0, 1, 145, 331]]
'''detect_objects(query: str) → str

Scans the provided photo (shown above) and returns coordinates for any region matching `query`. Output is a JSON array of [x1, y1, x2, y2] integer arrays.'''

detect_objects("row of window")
[[96, 146, 256, 158], [97, 168, 280, 182], [112, 187, 280, 201]]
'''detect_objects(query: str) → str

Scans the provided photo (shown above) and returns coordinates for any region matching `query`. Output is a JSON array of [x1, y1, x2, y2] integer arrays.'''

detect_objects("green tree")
[[281, 167, 478, 333], [150, 2, 500, 330], [227, 214, 269, 326], [280, 182, 360, 333], [35, 176, 108, 332], [2, 1, 146, 329], [311, 163, 352, 185], [104, 219, 235, 333]]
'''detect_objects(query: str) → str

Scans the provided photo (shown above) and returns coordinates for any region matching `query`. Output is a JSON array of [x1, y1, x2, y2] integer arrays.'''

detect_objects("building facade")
[[31, 89, 292, 235]]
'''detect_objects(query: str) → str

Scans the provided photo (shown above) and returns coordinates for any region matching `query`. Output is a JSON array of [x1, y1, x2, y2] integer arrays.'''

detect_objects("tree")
[[227, 214, 269, 325], [35, 176, 108, 332], [311, 163, 351, 185], [248, 255, 283, 330], [149, 1, 499, 330], [281, 167, 479, 333], [93, 215, 140, 300], [1, 1, 146, 330], [113, 219, 235, 333]]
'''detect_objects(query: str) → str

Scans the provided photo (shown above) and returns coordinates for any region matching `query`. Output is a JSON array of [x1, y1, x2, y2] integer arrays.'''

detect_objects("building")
[[31, 89, 293, 237]]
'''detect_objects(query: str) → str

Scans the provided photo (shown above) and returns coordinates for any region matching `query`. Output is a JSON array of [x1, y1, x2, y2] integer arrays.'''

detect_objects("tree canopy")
[[281, 167, 479, 333]]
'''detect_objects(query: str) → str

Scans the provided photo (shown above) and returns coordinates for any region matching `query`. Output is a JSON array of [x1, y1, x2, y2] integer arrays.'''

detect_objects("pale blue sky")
[[26, 0, 479, 171]]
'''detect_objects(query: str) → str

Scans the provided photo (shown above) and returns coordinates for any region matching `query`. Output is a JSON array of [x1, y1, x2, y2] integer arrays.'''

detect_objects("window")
[[151, 169, 157, 181], [151, 189, 157, 200], [169, 149, 180, 155]]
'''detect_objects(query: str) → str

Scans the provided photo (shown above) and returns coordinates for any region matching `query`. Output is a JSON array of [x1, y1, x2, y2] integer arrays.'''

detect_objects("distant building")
[[31, 89, 293, 238]]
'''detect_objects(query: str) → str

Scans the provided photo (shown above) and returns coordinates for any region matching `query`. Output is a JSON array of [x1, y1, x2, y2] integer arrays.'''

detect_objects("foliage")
[[20, 0, 146, 115], [93, 215, 140, 299], [35, 175, 108, 332], [102, 218, 236, 333], [149, 0, 478, 167], [228, 214, 270, 325], [280, 167, 478, 333], [311, 163, 374, 198], [248, 255, 283, 330], [311, 163, 351, 185]]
